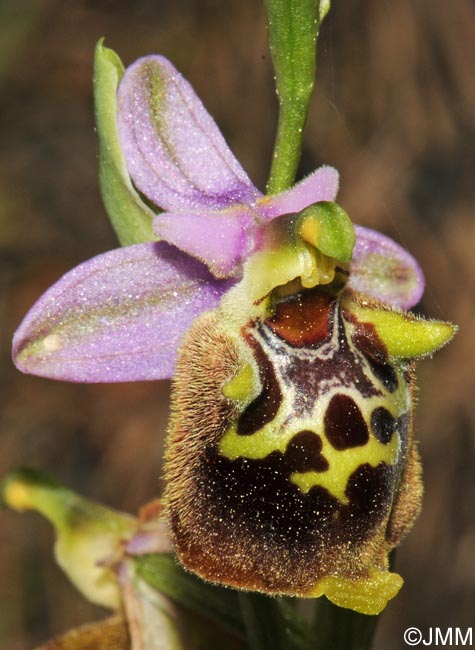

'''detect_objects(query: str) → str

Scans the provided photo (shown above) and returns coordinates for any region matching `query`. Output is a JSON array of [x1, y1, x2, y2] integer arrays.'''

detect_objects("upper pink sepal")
[[117, 55, 260, 213]]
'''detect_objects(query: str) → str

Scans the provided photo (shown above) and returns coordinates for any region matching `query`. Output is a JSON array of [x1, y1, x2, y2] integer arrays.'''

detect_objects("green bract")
[[94, 39, 155, 245]]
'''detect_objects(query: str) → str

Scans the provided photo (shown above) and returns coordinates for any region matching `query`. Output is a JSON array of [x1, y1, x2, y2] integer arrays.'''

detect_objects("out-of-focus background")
[[0, 1, 473, 648]]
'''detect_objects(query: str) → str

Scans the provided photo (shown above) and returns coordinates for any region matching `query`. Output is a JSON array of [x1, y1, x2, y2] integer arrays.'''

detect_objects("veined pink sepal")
[[13, 242, 232, 382], [117, 55, 260, 213]]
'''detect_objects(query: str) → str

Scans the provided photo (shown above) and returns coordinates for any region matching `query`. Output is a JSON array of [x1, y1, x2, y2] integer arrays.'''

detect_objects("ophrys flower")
[[12, 45, 456, 615]]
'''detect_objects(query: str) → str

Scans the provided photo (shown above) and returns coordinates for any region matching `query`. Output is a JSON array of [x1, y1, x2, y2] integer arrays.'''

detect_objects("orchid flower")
[[13, 52, 424, 385], [10, 44, 456, 619]]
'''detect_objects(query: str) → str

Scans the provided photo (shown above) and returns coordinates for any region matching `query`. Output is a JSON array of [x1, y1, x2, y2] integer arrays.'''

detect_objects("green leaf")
[[264, 0, 331, 193], [129, 567, 248, 650], [94, 39, 156, 246], [136, 555, 313, 650], [134, 554, 247, 641]]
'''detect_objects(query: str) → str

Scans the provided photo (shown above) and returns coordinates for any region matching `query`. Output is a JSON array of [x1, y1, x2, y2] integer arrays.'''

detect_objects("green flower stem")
[[267, 101, 308, 195], [238, 593, 291, 650], [264, 0, 331, 194], [312, 597, 380, 650]]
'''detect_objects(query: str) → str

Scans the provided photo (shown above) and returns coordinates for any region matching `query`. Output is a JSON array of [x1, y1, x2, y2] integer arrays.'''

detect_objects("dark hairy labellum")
[[164, 288, 424, 615]]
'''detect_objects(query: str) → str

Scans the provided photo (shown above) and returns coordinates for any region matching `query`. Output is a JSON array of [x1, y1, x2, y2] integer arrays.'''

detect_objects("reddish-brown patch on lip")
[[266, 288, 334, 348]]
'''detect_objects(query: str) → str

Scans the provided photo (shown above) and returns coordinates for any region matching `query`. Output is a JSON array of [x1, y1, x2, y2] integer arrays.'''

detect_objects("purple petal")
[[256, 166, 339, 221], [349, 226, 425, 309], [153, 205, 257, 278], [126, 524, 173, 555], [117, 55, 260, 212], [13, 243, 232, 382]]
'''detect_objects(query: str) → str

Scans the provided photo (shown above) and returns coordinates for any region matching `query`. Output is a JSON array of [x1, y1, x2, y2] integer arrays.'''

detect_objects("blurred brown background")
[[0, 1, 473, 648]]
